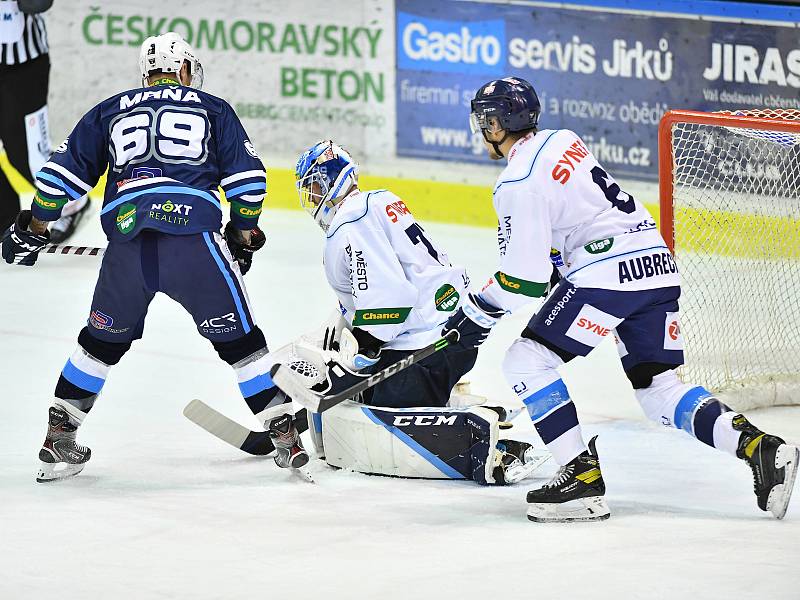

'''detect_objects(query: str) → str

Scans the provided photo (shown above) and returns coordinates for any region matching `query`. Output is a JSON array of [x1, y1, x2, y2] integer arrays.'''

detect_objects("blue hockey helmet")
[[470, 77, 540, 157], [295, 140, 359, 232]]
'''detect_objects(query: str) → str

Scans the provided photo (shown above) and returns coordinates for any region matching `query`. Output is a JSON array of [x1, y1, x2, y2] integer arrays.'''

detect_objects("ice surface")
[[2, 207, 798, 600]]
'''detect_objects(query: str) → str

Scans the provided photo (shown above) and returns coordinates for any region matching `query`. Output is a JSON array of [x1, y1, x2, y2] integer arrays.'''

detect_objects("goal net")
[[659, 109, 800, 410]]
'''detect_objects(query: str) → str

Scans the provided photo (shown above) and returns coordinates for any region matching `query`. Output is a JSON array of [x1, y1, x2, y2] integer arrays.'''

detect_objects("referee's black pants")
[[0, 53, 50, 233]]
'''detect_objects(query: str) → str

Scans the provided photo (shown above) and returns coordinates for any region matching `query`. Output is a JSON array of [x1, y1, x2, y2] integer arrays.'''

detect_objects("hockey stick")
[[271, 329, 460, 414], [184, 394, 525, 458], [183, 399, 308, 456], [42, 244, 105, 257]]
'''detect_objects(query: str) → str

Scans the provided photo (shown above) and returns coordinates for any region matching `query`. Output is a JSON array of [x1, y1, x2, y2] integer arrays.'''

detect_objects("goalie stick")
[[183, 399, 308, 456], [184, 400, 527, 457], [271, 330, 460, 414]]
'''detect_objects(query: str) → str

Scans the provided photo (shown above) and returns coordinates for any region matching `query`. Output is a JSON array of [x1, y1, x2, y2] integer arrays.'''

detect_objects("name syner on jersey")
[[120, 87, 202, 110]]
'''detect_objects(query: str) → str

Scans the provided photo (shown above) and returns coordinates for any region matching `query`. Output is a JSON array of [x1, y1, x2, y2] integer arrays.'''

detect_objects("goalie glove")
[[289, 342, 371, 401], [223, 221, 265, 275], [443, 292, 505, 350]]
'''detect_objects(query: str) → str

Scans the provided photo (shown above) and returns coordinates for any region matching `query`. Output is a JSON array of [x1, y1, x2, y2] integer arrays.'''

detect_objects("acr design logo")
[[200, 313, 237, 329], [397, 12, 506, 74]]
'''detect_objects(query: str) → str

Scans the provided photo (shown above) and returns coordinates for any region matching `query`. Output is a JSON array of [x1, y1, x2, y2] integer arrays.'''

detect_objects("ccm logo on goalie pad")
[[393, 415, 457, 426], [566, 305, 623, 347]]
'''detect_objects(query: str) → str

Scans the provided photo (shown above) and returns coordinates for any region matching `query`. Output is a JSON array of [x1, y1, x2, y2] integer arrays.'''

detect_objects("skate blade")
[[527, 496, 610, 523], [36, 461, 86, 483], [292, 466, 315, 483], [767, 444, 799, 519]]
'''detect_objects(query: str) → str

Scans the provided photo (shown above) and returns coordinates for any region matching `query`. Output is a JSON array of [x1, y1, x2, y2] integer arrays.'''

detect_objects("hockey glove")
[[1, 210, 50, 266], [443, 292, 505, 350], [224, 221, 265, 275]]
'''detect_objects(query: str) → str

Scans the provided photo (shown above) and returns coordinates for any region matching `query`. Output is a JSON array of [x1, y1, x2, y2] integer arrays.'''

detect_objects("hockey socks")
[[520, 378, 587, 465]]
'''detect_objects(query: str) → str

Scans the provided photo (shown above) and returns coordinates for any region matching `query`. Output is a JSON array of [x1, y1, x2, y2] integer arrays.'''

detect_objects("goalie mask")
[[295, 141, 359, 232], [139, 32, 204, 89]]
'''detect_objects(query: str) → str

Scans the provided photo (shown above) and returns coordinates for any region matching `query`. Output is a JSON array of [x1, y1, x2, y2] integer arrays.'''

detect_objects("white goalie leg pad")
[[322, 401, 501, 483]]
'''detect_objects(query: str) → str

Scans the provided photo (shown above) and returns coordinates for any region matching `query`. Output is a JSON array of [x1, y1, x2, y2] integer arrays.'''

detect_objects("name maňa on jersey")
[[119, 87, 202, 110]]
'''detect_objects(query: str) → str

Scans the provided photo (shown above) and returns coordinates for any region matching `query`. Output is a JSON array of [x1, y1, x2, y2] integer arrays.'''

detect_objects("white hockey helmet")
[[139, 32, 203, 88]]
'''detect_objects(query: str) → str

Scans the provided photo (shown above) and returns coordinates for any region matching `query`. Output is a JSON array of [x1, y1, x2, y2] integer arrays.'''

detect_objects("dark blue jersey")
[[31, 82, 266, 241]]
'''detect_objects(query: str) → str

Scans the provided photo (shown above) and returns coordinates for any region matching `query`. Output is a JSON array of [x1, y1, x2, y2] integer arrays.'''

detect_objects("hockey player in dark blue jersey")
[[1, 32, 308, 481]]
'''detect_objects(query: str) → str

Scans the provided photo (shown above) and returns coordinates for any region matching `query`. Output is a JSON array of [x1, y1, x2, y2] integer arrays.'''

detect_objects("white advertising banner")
[[45, 0, 396, 167]]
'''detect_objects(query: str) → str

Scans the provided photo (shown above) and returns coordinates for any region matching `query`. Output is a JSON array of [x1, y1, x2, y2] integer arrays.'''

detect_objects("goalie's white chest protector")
[[323, 189, 468, 350]]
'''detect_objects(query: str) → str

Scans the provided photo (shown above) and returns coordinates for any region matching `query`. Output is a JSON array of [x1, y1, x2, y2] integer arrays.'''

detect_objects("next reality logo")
[[397, 12, 505, 73]]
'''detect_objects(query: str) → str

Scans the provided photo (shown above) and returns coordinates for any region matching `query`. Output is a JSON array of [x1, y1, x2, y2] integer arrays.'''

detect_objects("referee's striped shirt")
[[0, 3, 48, 66]]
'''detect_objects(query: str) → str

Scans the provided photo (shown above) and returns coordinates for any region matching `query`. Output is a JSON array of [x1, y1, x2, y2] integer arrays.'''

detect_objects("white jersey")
[[480, 129, 679, 313], [323, 188, 468, 350]]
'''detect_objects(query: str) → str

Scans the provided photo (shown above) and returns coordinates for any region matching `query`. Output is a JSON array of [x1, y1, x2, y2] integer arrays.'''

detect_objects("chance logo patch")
[[116, 203, 137, 234], [434, 284, 460, 312], [353, 307, 412, 326]]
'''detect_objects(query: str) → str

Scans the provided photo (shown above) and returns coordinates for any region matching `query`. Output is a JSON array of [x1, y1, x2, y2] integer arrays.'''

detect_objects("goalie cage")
[[659, 108, 800, 411]]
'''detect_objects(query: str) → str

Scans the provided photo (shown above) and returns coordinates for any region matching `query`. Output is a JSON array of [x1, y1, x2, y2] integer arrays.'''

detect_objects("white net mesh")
[[667, 108, 800, 410]]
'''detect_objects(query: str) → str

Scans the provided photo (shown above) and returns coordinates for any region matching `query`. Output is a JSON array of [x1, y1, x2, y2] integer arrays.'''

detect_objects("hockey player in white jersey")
[[283, 140, 547, 484], [443, 76, 799, 520]]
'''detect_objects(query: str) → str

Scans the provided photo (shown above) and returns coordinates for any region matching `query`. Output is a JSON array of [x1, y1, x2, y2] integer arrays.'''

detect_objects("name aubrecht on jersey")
[[618, 251, 678, 284]]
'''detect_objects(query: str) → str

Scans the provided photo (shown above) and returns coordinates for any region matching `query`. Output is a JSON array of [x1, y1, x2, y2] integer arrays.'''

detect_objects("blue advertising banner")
[[395, 0, 800, 180]]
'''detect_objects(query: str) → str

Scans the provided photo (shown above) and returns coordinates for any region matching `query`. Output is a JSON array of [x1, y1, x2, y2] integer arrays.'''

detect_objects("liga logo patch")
[[116, 203, 137, 234], [663, 312, 683, 351], [434, 284, 460, 312], [565, 304, 623, 347]]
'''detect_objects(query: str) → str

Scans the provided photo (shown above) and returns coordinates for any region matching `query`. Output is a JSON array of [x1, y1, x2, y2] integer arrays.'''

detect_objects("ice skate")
[[526, 436, 609, 522], [733, 415, 799, 519], [493, 439, 551, 484], [36, 406, 91, 483], [267, 413, 313, 482]]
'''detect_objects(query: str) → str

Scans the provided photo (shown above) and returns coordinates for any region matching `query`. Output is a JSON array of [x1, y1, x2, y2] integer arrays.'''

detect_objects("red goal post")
[[659, 108, 800, 251], [658, 108, 800, 409]]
